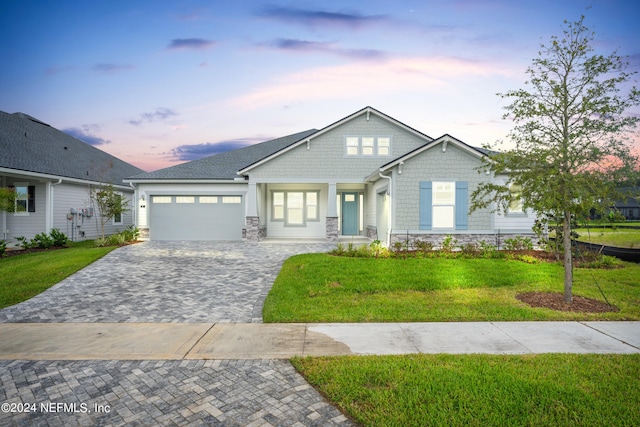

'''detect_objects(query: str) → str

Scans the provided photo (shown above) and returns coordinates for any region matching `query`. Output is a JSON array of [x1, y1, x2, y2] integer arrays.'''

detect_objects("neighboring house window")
[[344, 137, 391, 157], [11, 183, 35, 214], [272, 191, 320, 226], [508, 184, 524, 214], [113, 192, 123, 225], [419, 181, 468, 230]]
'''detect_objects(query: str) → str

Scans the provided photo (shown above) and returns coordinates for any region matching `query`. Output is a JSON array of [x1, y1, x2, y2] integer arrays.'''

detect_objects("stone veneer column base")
[[138, 228, 149, 239], [245, 216, 260, 242], [326, 217, 339, 242]]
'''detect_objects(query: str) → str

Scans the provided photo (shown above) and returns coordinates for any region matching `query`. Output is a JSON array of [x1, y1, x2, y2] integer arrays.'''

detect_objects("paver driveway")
[[0, 241, 356, 426], [0, 241, 335, 323]]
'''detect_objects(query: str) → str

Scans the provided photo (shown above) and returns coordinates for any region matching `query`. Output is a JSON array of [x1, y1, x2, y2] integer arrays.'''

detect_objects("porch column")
[[326, 182, 338, 242], [245, 182, 260, 242]]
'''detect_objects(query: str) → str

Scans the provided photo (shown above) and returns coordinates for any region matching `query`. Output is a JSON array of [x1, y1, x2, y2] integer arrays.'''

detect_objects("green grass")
[[263, 254, 640, 322], [574, 227, 640, 248], [0, 241, 116, 309], [292, 353, 640, 427]]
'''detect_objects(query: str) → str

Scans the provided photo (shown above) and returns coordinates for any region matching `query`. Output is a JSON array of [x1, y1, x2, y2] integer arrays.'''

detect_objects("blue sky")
[[1, 0, 638, 172]]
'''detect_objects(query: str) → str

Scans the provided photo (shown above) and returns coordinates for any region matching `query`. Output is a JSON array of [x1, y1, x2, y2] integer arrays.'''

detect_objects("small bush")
[[369, 240, 389, 258], [460, 242, 479, 256], [413, 239, 434, 254], [0, 240, 6, 257], [504, 236, 534, 251], [440, 235, 458, 253], [49, 228, 68, 246], [16, 236, 33, 250], [94, 237, 109, 247], [32, 232, 55, 249], [121, 225, 140, 242]]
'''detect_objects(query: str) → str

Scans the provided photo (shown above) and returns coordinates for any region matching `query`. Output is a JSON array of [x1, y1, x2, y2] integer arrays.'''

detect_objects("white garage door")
[[149, 195, 244, 241]]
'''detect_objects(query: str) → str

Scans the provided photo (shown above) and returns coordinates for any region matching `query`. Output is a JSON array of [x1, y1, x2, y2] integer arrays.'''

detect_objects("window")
[[222, 196, 242, 204], [432, 182, 455, 229], [272, 191, 320, 226], [12, 183, 35, 214], [176, 196, 195, 203], [377, 137, 390, 156], [508, 184, 524, 214], [361, 137, 374, 155], [420, 181, 468, 230], [346, 137, 359, 156], [344, 137, 391, 157], [152, 196, 171, 203], [273, 192, 285, 220], [113, 193, 123, 225], [199, 196, 218, 203]]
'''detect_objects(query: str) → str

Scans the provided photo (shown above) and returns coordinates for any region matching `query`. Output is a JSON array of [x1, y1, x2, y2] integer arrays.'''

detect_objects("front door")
[[341, 192, 358, 235]]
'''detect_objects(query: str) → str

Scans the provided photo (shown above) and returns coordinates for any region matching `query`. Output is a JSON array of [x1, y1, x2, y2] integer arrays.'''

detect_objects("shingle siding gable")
[[248, 114, 428, 180]]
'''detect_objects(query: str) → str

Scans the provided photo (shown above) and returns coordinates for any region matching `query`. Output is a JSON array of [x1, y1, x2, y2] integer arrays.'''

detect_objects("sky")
[[1, 0, 639, 172]]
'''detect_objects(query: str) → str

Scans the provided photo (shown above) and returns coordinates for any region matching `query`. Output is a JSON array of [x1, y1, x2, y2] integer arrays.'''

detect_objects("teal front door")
[[341, 192, 359, 235]]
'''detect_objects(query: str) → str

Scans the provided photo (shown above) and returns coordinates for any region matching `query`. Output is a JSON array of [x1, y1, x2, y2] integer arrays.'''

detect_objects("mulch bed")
[[1, 246, 67, 258], [516, 292, 619, 313]]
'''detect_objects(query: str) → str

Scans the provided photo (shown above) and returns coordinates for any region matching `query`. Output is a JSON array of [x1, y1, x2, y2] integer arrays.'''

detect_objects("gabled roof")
[[379, 133, 487, 172], [238, 106, 434, 175], [0, 111, 144, 185], [127, 129, 318, 181]]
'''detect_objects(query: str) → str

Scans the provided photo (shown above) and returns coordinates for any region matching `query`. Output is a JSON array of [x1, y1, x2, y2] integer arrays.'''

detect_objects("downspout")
[[129, 182, 137, 228], [48, 179, 62, 234], [379, 172, 392, 247], [1, 175, 6, 240]]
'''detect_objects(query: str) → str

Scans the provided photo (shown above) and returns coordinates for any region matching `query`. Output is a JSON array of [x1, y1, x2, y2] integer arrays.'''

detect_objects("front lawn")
[[293, 353, 640, 427], [0, 241, 116, 309], [263, 254, 640, 322]]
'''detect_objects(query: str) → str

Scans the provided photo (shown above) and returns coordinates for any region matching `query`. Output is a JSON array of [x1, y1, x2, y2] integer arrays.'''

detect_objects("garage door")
[[149, 195, 244, 240]]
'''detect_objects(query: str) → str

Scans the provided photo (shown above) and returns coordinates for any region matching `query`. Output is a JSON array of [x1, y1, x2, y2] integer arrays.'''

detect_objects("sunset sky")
[[1, 0, 639, 172]]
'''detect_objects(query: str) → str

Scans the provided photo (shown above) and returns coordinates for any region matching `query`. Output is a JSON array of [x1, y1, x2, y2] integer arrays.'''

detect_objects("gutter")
[[379, 172, 392, 246]]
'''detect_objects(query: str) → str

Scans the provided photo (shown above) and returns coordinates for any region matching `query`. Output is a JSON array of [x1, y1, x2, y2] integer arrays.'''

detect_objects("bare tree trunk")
[[563, 211, 573, 303]]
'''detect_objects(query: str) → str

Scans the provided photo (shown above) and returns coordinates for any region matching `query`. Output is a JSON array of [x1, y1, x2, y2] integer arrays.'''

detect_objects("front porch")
[[244, 181, 369, 243]]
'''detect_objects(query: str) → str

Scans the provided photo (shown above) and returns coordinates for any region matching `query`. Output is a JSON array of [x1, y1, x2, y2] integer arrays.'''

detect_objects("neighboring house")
[[615, 188, 640, 221], [126, 106, 537, 246], [0, 111, 144, 242]]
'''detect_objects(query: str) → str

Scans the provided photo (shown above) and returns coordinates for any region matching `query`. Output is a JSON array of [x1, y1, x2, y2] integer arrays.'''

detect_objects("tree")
[[0, 187, 16, 212], [90, 184, 129, 239], [470, 16, 640, 303]]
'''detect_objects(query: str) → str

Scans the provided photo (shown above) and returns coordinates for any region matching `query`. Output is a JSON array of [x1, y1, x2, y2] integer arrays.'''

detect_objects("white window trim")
[[112, 192, 124, 225], [271, 190, 320, 226], [13, 182, 30, 216], [344, 136, 392, 157], [432, 181, 455, 229]]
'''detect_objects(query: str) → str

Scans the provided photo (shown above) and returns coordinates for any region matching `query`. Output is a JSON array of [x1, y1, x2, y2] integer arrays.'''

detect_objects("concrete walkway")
[[1, 321, 638, 360]]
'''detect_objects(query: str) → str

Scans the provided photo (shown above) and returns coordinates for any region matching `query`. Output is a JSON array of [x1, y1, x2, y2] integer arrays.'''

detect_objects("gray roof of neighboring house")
[[127, 129, 319, 180], [0, 111, 144, 185]]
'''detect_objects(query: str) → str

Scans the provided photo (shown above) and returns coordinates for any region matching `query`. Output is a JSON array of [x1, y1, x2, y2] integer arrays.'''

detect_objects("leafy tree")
[[90, 184, 129, 239], [0, 187, 16, 212], [470, 16, 640, 303]]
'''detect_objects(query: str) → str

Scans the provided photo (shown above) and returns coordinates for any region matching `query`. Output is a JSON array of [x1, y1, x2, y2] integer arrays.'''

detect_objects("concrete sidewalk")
[[1, 321, 638, 360]]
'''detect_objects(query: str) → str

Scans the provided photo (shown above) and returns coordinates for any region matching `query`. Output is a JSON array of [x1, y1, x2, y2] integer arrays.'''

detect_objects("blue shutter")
[[419, 181, 432, 230], [455, 181, 468, 230]]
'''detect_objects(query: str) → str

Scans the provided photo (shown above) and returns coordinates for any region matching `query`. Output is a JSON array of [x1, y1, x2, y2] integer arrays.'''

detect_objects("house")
[[0, 111, 144, 242], [126, 106, 536, 246]]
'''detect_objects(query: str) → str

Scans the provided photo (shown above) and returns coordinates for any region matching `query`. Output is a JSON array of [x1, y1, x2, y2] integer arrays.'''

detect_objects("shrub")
[[121, 225, 140, 242], [15, 236, 33, 250], [413, 239, 434, 254], [32, 232, 55, 249], [49, 228, 68, 247], [107, 233, 127, 246], [504, 236, 534, 251], [440, 235, 458, 253], [0, 240, 6, 257], [94, 237, 109, 247], [460, 242, 479, 256], [369, 240, 389, 258]]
